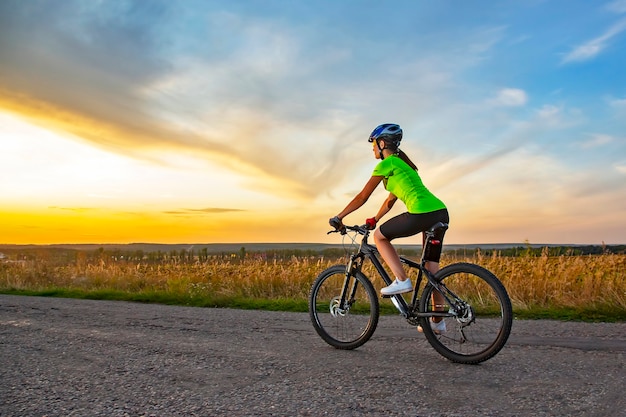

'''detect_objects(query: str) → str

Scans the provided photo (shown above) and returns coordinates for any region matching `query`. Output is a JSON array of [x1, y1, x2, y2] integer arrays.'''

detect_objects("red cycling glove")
[[365, 217, 377, 229]]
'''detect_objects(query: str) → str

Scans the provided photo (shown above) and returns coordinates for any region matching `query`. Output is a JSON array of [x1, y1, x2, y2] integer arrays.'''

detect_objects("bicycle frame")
[[314, 222, 513, 363], [338, 223, 459, 321]]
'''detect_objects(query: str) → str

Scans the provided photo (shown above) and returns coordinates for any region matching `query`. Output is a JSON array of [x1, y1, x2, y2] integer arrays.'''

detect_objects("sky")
[[0, 0, 625, 245]]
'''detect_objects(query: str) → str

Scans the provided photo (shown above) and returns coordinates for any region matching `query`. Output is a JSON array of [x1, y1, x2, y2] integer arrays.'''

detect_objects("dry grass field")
[[1, 249, 624, 320]]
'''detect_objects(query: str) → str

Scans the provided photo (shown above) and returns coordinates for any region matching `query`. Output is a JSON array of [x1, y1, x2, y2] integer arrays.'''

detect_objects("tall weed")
[[1, 251, 624, 318]]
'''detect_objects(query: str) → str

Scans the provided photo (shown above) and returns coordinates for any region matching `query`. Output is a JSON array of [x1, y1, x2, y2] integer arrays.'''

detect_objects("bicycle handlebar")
[[327, 224, 371, 236]]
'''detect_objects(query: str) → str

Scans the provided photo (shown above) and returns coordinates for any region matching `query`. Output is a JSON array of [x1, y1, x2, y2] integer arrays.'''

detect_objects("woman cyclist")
[[329, 123, 449, 333]]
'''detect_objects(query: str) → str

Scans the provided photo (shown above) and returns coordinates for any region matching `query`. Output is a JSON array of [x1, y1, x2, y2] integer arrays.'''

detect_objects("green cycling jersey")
[[372, 154, 446, 214]]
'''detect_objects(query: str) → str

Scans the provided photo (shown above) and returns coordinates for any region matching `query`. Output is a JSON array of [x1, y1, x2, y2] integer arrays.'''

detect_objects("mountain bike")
[[308, 222, 513, 364]]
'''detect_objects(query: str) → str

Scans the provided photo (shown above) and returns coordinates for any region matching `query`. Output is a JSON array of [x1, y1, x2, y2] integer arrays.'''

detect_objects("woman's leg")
[[373, 228, 407, 280]]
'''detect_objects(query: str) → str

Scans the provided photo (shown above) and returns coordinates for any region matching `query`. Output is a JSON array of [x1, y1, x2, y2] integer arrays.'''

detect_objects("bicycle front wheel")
[[309, 265, 379, 350], [419, 262, 513, 364]]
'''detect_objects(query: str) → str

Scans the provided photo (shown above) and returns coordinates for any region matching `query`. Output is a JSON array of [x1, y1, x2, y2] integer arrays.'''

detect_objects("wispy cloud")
[[48, 206, 97, 213], [0, 1, 513, 202], [0, 1, 336, 198], [580, 133, 614, 148], [491, 88, 528, 107], [0, 0, 180, 152], [606, 0, 626, 13], [561, 17, 626, 63], [609, 97, 626, 108], [164, 208, 246, 215]]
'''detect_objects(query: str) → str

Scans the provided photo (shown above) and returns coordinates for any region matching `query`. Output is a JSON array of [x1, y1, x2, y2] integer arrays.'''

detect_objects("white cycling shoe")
[[380, 278, 413, 296], [418, 319, 447, 334]]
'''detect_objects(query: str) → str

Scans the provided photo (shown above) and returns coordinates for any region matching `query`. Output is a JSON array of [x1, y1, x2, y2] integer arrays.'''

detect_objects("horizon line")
[[1, 241, 623, 247]]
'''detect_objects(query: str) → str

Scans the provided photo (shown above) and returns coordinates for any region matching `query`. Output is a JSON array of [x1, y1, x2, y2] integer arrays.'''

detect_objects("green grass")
[[511, 305, 626, 322], [0, 288, 310, 312], [2, 287, 624, 322]]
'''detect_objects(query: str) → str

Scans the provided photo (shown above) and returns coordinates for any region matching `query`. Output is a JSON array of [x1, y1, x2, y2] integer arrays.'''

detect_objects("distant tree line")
[[1, 244, 624, 266], [446, 245, 626, 258]]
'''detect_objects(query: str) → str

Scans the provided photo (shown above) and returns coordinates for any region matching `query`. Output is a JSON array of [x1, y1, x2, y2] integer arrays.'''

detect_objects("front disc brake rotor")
[[329, 296, 347, 317]]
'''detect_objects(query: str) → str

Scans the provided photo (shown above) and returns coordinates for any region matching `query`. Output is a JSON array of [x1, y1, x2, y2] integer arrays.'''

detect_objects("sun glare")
[[0, 111, 298, 244]]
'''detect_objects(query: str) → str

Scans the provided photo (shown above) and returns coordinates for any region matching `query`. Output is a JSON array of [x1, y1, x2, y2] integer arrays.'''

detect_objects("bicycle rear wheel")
[[419, 262, 513, 364], [309, 265, 379, 350]]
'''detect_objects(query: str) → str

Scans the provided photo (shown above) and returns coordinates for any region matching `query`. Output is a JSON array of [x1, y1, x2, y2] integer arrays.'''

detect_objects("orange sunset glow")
[[1, 1, 625, 245]]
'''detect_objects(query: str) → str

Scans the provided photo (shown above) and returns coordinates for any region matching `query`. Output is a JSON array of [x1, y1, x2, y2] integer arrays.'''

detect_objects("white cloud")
[[536, 104, 561, 119], [609, 97, 626, 108], [580, 133, 614, 149], [562, 17, 626, 63], [493, 88, 528, 107], [606, 0, 626, 13], [616, 164, 626, 174]]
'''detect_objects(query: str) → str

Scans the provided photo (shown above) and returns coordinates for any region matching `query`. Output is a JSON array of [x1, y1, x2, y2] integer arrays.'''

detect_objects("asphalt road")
[[1, 295, 624, 417]]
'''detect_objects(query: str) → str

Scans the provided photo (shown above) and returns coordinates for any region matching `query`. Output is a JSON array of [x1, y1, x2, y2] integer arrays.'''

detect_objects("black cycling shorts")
[[379, 208, 449, 262]]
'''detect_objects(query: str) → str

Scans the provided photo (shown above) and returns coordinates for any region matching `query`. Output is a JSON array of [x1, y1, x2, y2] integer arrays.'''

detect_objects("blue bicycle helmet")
[[368, 123, 402, 148]]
